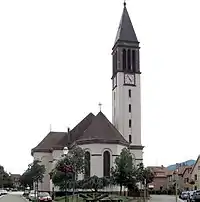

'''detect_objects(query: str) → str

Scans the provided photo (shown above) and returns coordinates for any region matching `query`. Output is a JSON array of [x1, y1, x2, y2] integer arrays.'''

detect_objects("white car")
[[28, 190, 38, 201], [0, 190, 8, 196], [38, 192, 52, 202]]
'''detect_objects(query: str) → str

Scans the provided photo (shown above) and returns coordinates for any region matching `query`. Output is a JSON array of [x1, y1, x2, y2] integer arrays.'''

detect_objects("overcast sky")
[[0, 0, 200, 174]]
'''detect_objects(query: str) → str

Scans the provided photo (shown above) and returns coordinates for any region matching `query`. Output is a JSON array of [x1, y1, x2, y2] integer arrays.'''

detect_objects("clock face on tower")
[[124, 74, 135, 85]]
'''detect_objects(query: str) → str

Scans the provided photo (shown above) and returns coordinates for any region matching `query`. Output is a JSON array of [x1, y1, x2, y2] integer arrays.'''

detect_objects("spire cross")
[[124, 0, 126, 6], [98, 103, 102, 112]]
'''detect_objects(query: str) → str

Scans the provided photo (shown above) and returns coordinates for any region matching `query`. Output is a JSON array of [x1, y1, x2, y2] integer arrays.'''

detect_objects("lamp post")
[[63, 147, 69, 202], [174, 168, 178, 202]]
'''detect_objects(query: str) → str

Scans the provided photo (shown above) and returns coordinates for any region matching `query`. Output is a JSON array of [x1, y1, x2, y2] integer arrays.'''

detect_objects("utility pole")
[[175, 167, 179, 202], [144, 178, 147, 202]]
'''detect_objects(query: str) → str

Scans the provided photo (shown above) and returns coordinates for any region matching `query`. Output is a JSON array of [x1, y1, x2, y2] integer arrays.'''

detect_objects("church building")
[[31, 2, 144, 192]]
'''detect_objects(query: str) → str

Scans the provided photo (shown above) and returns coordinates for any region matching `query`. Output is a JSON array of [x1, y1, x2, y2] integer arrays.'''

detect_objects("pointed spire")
[[124, 0, 126, 7], [114, 2, 138, 46]]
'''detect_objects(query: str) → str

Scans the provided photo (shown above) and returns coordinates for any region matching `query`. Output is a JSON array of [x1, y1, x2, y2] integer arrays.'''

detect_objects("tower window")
[[122, 49, 127, 70], [129, 104, 131, 113], [132, 50, 136, 72], [129, 119, 132, 128], [129, 135, 132, 143], [128, 89, 131, 98], [113, 51, 117, 74], [128, 49, 131, 70]]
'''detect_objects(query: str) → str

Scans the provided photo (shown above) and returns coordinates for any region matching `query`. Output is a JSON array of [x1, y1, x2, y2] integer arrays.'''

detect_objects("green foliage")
[[136, 163, 154, 185], [111, 148, 136, 191], [111, 148, 154, 193], [52, 146, 86, 190], [79, 175, 110, 192], [0, 165, 13, 188], [20, 160, 45, 188]]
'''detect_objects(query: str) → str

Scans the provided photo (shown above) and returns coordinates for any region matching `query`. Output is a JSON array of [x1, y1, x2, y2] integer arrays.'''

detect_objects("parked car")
[[38, 192, 52, 202], [28, 190, 38, 201], [23, 189, 30, 198], [180, 191, 189, 200], [192, 190, 200, 202], [187, 190, 196, 202], [0, 189, 8, 196]]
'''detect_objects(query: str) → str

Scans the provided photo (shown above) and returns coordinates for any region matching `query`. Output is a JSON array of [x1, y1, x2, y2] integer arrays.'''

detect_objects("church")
[[31, 2, 144, 192]]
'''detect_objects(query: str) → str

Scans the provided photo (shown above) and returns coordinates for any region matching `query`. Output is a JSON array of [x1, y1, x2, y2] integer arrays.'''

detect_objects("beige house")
[[166, 166, 193, 192], [182, 166, 193, 190], [190, 155, 200, 190]]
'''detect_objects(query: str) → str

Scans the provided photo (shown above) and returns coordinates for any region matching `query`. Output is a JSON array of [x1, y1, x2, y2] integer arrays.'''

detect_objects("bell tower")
[[112, 2, 143, 158]]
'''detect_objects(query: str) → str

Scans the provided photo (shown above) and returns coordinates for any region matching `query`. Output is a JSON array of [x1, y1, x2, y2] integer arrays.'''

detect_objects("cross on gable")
[[98, 103, 102, 111]]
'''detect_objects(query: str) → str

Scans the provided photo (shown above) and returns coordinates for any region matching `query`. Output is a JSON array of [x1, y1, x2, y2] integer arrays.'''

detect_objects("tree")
[[20, 160, 45, 190], [52, 146, 86, 191], [80, 175, 110, 192], [111, 148, 136, 195], [136, 163, 154, 185], [0, 165, 13, 188]]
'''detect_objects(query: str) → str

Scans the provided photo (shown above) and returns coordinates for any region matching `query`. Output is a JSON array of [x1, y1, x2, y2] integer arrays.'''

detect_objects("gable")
[[191, 155, 200, 178]]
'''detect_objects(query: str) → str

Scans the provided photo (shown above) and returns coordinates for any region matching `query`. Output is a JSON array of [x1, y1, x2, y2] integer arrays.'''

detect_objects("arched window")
[[84, 151, 90, 178], [122, 49, 127, 70], [103, 151, 110, 177], [128, 49, 131, 70]]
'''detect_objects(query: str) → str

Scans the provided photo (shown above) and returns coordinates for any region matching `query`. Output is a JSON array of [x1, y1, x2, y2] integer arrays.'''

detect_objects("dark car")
[[192, 190, 200, 202], [187, 191, 196, 202]]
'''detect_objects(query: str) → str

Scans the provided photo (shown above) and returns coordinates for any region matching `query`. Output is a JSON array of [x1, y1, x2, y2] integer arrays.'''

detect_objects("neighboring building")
[[190, 155, 200, 190], [167, 166, 193, 192], [148, 166, 168, 191], [182, 166, 193, 191], [166, 170, 174, 190], [10, 174, 21, 189], [31, 2, 144, 192]]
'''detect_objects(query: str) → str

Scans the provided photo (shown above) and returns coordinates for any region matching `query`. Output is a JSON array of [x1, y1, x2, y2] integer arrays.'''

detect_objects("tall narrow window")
[[123, 49, 127, 70], [132, 50, 136, 72], [129, 119, 132, 128], [84, 151, 90, 178], [128, 89, 131, 98], [103, 151, 110, 177], [129, 135, 132, 143], [115, 52, 117, 71], [113, 52, 117, 74], [129, 104, 131, 113], [128, 49, 131, 70]]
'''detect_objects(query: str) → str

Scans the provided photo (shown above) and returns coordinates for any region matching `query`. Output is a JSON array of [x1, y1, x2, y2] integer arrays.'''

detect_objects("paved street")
[[150, 195, 184, 202], [0, 192, 25, 202]]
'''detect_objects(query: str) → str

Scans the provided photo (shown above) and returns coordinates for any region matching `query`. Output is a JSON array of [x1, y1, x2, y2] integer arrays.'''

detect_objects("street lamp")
[[63, 147, 69, 156], [63, 146, 69, 202], [173, 169, 178, 202]]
